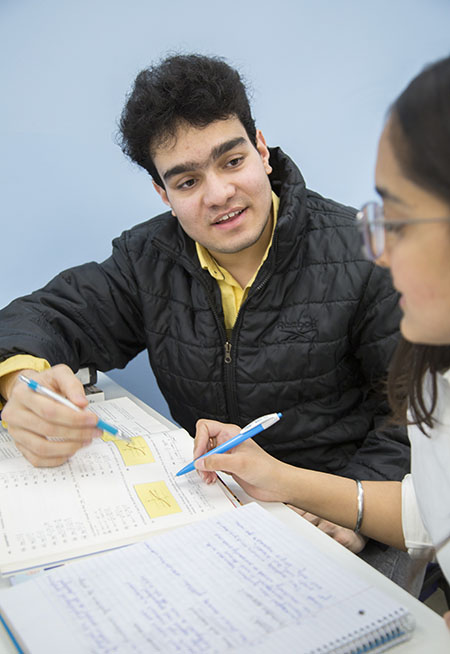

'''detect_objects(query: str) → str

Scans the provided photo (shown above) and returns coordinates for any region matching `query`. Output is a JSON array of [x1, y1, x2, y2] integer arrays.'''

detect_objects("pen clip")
[[240, 413, 275, 434]]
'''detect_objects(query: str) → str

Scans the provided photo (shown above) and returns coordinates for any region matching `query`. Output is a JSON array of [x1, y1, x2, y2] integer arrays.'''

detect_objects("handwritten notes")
[[0, 503, 413, 654], [0, 398, 233, 575]]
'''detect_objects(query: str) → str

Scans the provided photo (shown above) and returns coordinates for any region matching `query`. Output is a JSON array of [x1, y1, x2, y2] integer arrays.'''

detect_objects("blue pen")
[[176, 412, 282, 476], [19, 374, 132, 443]]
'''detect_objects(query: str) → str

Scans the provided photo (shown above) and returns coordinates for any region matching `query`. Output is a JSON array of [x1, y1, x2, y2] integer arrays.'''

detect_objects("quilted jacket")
[[0, 147, 409, 480]]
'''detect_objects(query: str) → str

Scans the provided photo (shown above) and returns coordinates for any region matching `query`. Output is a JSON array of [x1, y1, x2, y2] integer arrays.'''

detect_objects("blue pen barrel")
[[175, 412, 282, 476], [211, 423, 265, 454], [96, 419, 118, 436]]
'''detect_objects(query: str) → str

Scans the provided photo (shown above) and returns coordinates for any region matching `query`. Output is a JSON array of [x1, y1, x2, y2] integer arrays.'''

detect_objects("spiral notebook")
[[0, 503, 414, 653]]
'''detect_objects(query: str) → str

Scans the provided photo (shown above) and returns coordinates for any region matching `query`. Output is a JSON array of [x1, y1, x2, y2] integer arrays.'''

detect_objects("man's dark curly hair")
[[118, 53, 257, 187]]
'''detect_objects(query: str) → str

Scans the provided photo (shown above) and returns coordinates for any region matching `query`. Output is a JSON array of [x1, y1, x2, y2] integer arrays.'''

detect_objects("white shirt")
[[402, 370, 450, 582]]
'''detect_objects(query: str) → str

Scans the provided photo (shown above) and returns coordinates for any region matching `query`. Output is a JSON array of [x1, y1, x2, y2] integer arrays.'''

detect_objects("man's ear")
[[152, 180, 170, 207], [255, 129, 272, 175], [152, 180, 177, 217]]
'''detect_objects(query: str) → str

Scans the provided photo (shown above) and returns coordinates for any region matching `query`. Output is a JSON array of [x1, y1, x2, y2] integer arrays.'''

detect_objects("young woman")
[[193, 55, 450, 616]]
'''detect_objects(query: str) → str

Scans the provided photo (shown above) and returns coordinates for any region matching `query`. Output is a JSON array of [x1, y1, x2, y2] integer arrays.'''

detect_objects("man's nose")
[[203, 173, 235, 207]]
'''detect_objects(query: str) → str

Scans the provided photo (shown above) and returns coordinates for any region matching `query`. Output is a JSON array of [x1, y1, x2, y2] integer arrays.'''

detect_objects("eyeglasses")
[[356, 201, 450, 261]]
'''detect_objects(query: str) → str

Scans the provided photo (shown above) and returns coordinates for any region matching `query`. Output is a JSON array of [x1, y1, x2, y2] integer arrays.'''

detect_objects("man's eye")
[[177, 178, 196, 190], [226, 156, 243, 168]]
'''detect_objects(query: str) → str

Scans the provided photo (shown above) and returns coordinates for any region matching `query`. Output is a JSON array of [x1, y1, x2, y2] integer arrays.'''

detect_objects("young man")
[[0, 54, 411, 585]]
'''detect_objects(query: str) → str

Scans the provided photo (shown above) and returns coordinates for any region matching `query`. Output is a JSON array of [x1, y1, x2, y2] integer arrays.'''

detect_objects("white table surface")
[[0, 372, 449, 653]]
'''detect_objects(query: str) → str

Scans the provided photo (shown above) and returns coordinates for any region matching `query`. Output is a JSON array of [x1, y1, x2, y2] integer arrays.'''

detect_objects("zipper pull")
[[224, 342, 232, 364]]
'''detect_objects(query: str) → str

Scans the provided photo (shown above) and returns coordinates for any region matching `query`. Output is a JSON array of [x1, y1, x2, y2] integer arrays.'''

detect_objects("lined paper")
[[0, 503, 413, 653]]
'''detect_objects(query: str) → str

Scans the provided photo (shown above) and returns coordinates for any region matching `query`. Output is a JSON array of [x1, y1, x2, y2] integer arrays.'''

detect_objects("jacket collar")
[[266, 147, 308, 271]]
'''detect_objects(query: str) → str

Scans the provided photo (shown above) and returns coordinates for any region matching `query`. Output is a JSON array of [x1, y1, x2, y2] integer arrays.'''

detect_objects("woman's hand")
[[194, 419, 290, 503]]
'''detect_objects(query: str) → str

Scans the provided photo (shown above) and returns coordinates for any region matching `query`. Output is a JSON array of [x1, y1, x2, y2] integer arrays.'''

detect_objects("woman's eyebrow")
[[375, 185, 411, 207]]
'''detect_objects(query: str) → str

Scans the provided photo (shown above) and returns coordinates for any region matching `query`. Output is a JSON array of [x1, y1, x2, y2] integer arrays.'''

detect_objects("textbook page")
[[0, 397, 234, 575], [0, 503, 414, 654]]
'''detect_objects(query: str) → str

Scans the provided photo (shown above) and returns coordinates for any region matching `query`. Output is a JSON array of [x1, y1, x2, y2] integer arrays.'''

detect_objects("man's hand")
[[286, 506, 368, 553], [444, 611, 450, 630], [1, 364, 102, 467]]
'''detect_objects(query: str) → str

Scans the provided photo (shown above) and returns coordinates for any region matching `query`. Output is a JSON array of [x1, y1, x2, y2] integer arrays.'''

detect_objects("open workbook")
[[0, 503, 415, 654], [0, 396, 235, 576]]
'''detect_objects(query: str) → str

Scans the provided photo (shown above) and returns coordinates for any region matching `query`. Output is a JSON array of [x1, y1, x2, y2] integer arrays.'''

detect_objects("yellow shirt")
[[0, 192, 280, 401], [0, 355, 50, 414], [196, 192, 279, 332]]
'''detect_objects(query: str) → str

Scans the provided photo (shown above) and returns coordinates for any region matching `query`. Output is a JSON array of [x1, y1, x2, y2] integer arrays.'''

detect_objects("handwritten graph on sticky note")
[[135, 481, 182, 518], [100, 435, 155, 466]]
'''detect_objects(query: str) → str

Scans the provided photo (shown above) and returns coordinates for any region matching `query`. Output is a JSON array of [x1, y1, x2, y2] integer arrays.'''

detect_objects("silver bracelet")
[[354, 479, 364, 533]]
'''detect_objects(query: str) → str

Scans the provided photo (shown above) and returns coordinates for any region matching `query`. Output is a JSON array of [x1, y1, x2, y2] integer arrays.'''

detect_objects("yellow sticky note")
[[101, 433, 118, 442], [115, 437, 155, 466], [135, 481, 182, 518]]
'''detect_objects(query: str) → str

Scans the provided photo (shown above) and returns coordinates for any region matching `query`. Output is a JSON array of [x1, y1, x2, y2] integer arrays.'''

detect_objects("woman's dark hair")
[[386, 54, 450, 433], [118, 53, 257, 187], [387, 341, 450, 432]]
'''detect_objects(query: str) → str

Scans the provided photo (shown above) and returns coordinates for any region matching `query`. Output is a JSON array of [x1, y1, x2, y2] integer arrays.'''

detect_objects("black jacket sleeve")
[[0, 231, 146, 372]]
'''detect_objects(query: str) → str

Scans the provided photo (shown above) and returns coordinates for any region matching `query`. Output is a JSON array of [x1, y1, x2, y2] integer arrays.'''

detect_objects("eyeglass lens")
[[364, 202, 384, 259]]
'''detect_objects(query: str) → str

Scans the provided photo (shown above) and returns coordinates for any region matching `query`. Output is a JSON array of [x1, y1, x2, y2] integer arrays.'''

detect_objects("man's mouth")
[[213, 208, 245, 225]]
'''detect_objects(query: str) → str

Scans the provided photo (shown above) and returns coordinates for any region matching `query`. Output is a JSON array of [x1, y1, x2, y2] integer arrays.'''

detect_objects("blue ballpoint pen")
[[19, 374, 132, 443], [176, 412, 282, 476]]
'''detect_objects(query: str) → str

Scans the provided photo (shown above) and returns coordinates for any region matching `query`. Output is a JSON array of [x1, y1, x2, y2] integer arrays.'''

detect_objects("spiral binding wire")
[[303, 610, 415, 654]]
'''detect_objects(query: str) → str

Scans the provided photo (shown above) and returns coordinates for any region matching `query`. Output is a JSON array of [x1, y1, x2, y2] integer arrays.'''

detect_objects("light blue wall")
[[1, 0, 449, 419]]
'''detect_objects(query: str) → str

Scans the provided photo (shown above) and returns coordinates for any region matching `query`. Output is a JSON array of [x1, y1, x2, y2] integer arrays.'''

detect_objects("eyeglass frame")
[[356, 201, 450, 261]]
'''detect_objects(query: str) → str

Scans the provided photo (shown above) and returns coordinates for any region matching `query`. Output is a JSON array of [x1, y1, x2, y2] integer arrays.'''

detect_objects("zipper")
[[222, 269, 272, 421], [224, 342, 232, 364], [154, 236, 237, 415], [153, 235, 275, 424]]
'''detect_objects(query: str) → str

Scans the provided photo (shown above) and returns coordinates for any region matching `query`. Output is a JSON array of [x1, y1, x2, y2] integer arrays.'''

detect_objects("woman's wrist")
[[271, 461, 309, 506], [274, 466, 357, 528]]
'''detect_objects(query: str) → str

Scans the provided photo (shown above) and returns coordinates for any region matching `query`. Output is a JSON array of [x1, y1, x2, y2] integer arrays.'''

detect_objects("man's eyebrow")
[[163, 162, 200, 182], [375, 185, 410, 206], [210, 137, 247, 161], [162, 136, 248, 183]]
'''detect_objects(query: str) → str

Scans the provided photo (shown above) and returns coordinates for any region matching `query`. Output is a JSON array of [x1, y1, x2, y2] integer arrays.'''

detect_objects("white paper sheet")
[[0, 503, 413, 654], [0, 397, 233, 574]]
